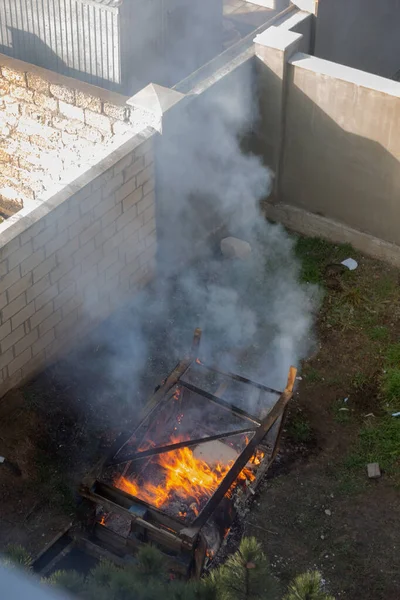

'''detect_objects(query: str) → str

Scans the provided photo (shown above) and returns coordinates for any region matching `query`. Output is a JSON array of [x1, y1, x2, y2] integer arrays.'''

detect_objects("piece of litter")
[[341, 258, 358, 270], [296, 376, 303, 381], [364, 413, 375, 418], [367, 463, 381, 479], [0, 456, 5, 464], [392, 412, 400, 417], [320, 534, 325, 540], [324, 509, 332, 516], [343, 397, 349, 403], [338, 408, 349, 411]]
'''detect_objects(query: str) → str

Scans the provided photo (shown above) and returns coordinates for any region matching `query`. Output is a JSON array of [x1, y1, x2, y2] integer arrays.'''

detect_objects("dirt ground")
[[1, 236, 399, 599]]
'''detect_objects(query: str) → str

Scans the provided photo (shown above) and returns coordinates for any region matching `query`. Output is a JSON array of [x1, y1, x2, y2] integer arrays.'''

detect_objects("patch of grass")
[[286, 416, 313, 443], [326, 300, 356, 331], [351, 372, 368, 391], [344, 341, 400, 481], [367, 325, 390, 342], [345, 418, 400, 475], [384, 343, 400, 367], [325, 374, 342, 387], [332, 401, 352, 424], [381, 369, 400, 407], [34, 454, 76, 513], [373, 276, 397, 301], [295, 236, 355, 284], [340, 287, 364, 308], [334, 471, 366, 496], [304, 367, 323, 384]]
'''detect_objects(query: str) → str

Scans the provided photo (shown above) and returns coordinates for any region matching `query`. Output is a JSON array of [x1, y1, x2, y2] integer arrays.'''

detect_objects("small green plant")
[[373, 276, 397, 301], [210, 537, 279, 600], [1, 545, 32, 570], [46, 570, 85, 594], [305, 367, 323, 384], [284, 571, 334, 600], [287, 416, 313, 443], [367, 325, 389, 342], [340, 287, 364, 308], [385, 343, 400, 367], [332, 402, 351, 424], [351, 372, 368, 391], [381, 369, 400, 406]]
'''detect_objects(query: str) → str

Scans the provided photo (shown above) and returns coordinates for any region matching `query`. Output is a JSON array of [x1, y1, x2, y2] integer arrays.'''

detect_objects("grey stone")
[[367, 463, 381, 478], [220, 237, 252, 260]]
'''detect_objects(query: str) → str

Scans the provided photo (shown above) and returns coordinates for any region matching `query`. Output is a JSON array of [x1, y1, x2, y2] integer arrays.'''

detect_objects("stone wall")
[[0, 129, 156, 398], [0, 53, 148, 220]]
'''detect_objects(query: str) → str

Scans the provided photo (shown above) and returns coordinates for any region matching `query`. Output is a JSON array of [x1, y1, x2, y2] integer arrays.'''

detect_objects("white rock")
[[325, 509, 332, 516], [221, 237, 251, 260]]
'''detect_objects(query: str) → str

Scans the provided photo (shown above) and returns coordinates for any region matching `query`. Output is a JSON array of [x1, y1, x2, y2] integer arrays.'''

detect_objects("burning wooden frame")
[[79, 329, 296, 578]]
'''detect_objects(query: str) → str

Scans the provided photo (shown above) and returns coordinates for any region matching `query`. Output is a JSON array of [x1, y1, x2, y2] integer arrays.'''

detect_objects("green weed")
[[381, 369, 400, 406], [373, 276, 397, 301], [34, 455, 76, 513], [332, 401, 352, 424], [287, 416, 313, 443], [358, 418, 400, 473], [384, 343, 400, 367], [351, 372, 368, 391], [304, 367, 323, 384], [367, 325, 390, 342], [294, 236, 355, 284]]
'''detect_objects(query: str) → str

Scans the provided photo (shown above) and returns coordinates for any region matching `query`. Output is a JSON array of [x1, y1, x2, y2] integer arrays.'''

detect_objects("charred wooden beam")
[[93, 480, 184, 533], [179, 380, 261, 425], [107, 427, 257, 466], [181, 366, 297, 535], [111, 359, 193, 464], [82, 430, 132, 489], [190, 328, 202, 359], [195, 362, 282, 396], [79, 482, 195, 550]]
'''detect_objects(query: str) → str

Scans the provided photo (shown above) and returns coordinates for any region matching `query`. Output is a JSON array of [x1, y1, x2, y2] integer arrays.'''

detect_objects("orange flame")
[[117, 436, 259, 515], [118, 440, 231, 510]]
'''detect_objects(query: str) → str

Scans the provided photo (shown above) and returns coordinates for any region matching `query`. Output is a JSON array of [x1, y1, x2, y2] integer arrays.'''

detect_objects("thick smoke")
[[72, 59, 318, 416]]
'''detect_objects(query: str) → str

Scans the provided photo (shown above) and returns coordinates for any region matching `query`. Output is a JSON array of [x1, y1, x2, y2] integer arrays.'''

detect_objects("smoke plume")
[[68, 58, 319, 417]]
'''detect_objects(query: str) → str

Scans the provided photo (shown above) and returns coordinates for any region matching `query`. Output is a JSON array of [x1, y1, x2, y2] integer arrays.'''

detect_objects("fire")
[[116, 437, 264, 517], [250, 448, 265, 466], [118, 439, 231, 512]]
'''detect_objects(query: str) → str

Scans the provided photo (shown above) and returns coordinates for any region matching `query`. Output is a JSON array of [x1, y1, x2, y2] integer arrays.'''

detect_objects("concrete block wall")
[[0, 53, 149, 220], [255, 14, 400, 262], [282, 55, 400, 247], [315, 0, 400, 80], [0, 130, 156, 398]]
